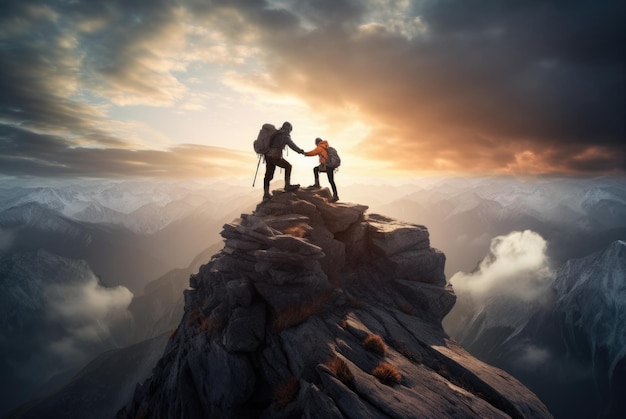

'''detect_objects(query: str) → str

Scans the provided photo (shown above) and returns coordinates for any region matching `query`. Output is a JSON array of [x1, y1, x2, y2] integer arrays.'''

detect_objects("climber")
[[304, 137, 339, 202], [263, 121, 305, 201]]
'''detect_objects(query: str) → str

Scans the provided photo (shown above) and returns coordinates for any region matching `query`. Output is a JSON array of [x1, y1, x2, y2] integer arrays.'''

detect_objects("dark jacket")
[[266, 129, 302, 158]]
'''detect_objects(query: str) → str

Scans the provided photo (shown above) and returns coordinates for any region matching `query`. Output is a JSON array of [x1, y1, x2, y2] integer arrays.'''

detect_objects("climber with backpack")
[[304, 137, 340, 202], [255, 121, 305, 201]]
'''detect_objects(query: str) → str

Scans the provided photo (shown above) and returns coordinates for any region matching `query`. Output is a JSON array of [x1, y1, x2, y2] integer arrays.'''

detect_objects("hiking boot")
[[263, 192, 272, 201], [284, 184, 300, 192], [331, 195, 339, 202], [308, 183, 321, 189]]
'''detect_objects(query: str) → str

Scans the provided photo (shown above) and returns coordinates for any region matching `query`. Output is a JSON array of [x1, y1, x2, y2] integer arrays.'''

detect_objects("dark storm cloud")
[[253, 0, 625, 174], [416, 0, 624, 141], [0, 0, 623, 177]]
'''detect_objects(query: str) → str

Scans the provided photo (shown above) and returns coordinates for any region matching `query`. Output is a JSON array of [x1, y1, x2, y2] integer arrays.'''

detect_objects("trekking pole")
[[252, 154, 262, 187]]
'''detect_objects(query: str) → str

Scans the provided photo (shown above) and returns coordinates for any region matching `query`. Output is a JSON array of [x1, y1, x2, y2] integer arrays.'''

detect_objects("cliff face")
[[118, 188, 552, 418]]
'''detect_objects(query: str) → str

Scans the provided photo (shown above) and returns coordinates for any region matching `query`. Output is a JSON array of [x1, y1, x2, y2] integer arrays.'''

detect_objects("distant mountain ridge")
[[0, 181, 256, 234]]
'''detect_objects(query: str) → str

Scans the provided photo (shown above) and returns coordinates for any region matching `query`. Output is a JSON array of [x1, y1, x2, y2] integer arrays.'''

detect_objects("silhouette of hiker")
[[263, 121, 304, 200], [305, 137, 339, 202]]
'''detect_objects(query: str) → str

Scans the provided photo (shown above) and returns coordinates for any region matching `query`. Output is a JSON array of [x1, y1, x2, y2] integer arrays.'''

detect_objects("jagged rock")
[[223, 303, 265, 352], [263, 214, 312, 232], [301, 383, 344, 419], [387, 247, 447, 286], [187, 340, 256, 405], [117, 189, 552, 419], [224, 238, 263, 251], [308, 227, 346, 276], [313, 200, 368, 234], [255, 248, 317, 268], [225, 278, 254, 307], [210, 253, 256, 274], [270, 235, 324, 256], [393, 280, 457, 322], [254, 275, 330, 311], [367, 213, 430, 256]]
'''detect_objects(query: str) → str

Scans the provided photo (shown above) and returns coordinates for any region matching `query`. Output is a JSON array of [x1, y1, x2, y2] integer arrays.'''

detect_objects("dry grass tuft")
[[194, 315, 226, 338], [372, 362, 401, 385], [282, 225, 306, 238], [187, 307, 201, 325], [327, 356, 355, 389], [271, 291, 333, 333], [168, 326, 179, 340], [274, 376, 300, 408], [206, 316, 226, 338], [197, 317, 210, 333], [363, 334, 387, 356]]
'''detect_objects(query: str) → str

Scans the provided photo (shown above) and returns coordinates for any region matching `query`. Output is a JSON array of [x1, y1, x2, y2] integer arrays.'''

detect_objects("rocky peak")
[[118, 188, 551, 418]]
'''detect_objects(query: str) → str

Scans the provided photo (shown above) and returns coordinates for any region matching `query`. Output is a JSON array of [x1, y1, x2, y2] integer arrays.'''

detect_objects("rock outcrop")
[[118, 188, 552, 418]]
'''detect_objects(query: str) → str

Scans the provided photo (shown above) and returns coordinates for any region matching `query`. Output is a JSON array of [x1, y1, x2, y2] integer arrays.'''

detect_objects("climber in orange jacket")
[[304, 137, 339, 202]]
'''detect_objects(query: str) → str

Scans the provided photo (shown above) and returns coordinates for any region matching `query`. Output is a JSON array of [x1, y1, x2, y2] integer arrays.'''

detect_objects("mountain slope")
[[118, 188, 551, 418], [7, 334, 169, 419], [0, 250, 132, 415], [445, 239, 626, 418], [552, 240, 626, 418]]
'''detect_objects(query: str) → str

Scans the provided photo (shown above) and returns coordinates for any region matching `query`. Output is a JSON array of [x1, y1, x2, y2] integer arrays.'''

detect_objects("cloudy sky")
[[1, 0, 624, 179]]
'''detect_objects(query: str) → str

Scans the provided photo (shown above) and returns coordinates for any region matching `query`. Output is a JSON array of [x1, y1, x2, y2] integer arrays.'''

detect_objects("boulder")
[[367, 213, 430, 256]]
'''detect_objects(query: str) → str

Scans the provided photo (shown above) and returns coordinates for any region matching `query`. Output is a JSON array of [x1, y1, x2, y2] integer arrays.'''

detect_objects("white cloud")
[[45, 276, 133, 361], [451, 230, 555, 303], [516, 343, 552, 370]]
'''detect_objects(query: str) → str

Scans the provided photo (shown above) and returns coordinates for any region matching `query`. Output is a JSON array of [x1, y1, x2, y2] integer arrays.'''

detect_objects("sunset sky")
[[1, 0, 624, 180]]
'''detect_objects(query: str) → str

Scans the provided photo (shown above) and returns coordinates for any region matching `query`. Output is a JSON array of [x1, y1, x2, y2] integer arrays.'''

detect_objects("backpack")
[[253, 123, 278, 154], [326, 146, 341, 168]]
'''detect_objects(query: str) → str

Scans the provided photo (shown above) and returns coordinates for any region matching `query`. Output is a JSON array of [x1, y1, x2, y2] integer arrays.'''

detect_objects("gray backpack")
[[253, 123, 278, 155], [326, 147, 341, 168]]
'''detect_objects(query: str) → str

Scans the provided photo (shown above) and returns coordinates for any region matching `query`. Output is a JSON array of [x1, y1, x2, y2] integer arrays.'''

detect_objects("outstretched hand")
[[299, 149, 305, 154]]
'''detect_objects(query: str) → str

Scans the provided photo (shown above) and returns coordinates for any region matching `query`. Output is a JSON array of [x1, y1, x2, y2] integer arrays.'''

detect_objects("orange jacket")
[[304, 140, 329, 164]]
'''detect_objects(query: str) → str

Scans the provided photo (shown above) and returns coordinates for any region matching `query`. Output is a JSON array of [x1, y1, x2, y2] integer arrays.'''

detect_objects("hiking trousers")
[[264, 156, 292, 193], [314, 165, 338, 197]]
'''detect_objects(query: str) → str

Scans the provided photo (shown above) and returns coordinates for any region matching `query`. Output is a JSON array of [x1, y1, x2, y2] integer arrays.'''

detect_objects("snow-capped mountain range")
[[0, 180, 255, 234]]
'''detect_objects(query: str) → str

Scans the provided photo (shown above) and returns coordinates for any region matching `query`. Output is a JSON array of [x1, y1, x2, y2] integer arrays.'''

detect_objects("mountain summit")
[[118, 188, 551, 418]]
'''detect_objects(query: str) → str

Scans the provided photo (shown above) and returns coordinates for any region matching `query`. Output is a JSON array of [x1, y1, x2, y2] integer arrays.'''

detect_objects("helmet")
[[281, 121, 292, 131], [315, 137, 322, 144]]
